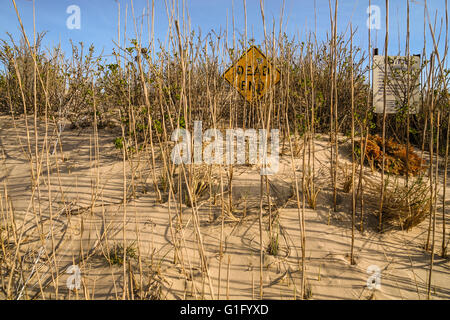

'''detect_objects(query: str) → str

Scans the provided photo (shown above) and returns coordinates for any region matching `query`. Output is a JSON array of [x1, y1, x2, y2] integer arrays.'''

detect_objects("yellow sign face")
[[222, 46, 281, 103]]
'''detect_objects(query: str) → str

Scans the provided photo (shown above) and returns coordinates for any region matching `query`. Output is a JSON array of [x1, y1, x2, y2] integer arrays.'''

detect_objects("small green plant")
[[153, 119, 163, 133], [105, 243, 137, 266], [114, 137, 124, 149], [178, 116, 186, 129], [267, 233, 279, 256], [354, 143, 361, 159]]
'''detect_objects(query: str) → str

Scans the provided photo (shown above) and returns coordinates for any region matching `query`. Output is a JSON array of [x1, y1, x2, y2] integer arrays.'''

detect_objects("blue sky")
[[0, 0, 448, 63]]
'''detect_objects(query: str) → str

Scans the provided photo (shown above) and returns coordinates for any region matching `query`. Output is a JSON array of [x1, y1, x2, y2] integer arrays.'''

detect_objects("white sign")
[[373, 55, 421, 114]]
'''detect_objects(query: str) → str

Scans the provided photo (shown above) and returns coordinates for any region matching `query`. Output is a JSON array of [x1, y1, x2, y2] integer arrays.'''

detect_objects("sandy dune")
[[0, 115, 448, 300]]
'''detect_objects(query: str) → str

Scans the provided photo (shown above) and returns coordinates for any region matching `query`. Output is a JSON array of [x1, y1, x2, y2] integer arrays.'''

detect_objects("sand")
[[0, 115, 448, 300]]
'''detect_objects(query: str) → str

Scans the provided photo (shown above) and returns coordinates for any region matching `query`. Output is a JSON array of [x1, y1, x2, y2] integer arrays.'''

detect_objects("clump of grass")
[[140, 277, 163, 300], [175, 168, 211, 207], [0, 224, 14, 254], [157, 174, 168, 193], [381, 176, 431, 230], [266, 233, 279, 256], [303, 282, 313, 300], [341, 165, 353, 193], [105, 243, 137, 266], [189, 178, 209, 206], [130, 270, 163, 300], [363, 135, 426, 176], [343, 177, 353, 193], [0, 225, 11, 263], [304, 175, 320, 209]]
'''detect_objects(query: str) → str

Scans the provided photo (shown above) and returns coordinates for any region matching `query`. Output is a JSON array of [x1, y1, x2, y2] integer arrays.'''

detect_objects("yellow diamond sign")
[[223, 45, 281, 103]]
